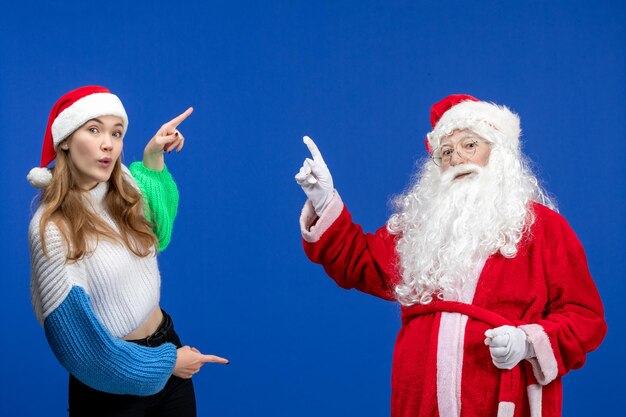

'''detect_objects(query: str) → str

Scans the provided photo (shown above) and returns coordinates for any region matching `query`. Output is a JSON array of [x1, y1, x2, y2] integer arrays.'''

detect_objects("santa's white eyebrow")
[[441, 134, 478, 146]]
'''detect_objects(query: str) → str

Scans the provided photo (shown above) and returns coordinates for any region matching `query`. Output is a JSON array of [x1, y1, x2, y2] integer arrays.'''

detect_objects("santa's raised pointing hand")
[[295, 136, 334, 215]]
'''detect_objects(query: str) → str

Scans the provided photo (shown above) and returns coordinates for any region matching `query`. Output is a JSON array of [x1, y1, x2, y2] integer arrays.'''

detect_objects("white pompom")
[[27, 167, 52, 188]]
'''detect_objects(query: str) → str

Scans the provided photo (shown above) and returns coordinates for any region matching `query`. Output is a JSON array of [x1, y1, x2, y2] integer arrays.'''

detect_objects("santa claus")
[[295, 94, 606, 417]]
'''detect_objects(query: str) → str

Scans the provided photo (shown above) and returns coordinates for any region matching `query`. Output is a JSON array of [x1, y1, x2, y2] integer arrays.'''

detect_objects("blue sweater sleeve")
[[43, 286, 177, 396]]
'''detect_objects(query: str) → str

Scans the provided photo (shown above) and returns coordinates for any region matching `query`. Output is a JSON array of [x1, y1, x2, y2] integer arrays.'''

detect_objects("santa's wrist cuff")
[[519, 324, 558, 385], [301, 190, 343, 243]]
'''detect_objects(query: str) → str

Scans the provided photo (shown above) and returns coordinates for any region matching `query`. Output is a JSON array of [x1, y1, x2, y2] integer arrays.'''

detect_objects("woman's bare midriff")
[[123, 306, 164, 340]]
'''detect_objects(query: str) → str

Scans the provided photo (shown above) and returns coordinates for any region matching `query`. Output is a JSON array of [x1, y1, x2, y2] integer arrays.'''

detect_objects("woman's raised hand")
[[143, 107, 194, 171]]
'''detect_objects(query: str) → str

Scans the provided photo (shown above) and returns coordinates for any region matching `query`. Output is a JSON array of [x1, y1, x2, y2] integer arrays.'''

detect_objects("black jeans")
[[68, 311, 195, 417]]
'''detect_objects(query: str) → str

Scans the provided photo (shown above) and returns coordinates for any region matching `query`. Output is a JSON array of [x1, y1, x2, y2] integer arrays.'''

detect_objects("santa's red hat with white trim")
[[425, 94, 521, 154], [27, 85, 128, 188]]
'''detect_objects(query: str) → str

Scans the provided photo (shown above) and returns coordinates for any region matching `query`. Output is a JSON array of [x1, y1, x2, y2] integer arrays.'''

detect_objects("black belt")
[[128, 310, 174, 347]]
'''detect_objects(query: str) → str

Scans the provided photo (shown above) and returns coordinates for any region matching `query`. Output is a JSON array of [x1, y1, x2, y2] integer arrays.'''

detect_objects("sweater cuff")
[[300, 190, 344, 243], [519, 324, 559, 385], [129, 161, 174, 182]]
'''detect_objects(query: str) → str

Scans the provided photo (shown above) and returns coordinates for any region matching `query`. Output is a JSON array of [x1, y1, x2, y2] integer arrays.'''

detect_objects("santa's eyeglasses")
[[431, 137, 481, 167]]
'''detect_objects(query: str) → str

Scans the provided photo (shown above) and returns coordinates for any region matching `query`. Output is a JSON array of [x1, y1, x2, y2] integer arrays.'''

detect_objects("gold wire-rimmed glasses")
[[431, 137, 482, 167]]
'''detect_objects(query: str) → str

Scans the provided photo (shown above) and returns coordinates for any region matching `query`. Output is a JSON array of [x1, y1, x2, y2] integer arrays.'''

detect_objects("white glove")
[[295, 136, 334, 216], [484, 325, 535, 370]]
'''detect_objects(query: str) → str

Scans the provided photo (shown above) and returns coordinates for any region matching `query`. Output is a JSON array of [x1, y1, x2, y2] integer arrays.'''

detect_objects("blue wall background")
[[1, 1, 623, 415]]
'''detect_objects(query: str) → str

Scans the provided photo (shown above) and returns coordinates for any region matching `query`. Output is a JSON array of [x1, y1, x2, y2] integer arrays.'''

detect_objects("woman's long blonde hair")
[[38, 141, 158, 261]]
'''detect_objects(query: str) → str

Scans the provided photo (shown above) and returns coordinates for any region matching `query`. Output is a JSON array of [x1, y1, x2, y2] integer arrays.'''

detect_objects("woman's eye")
[[89, 127, 99, 134], [113, 131, 123, 138]]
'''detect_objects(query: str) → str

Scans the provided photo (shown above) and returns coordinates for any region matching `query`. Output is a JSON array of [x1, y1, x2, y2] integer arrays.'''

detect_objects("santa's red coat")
[[301, 193, 606, 417]]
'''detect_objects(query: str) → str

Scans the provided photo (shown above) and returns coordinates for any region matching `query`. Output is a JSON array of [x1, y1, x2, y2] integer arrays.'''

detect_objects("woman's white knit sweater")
[[30, 181, 161, 338]]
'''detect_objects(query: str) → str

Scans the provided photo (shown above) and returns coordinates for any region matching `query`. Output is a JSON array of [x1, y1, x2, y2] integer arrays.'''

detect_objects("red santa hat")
[[425, 94, 521, 154], [27, 85, 128, 188]]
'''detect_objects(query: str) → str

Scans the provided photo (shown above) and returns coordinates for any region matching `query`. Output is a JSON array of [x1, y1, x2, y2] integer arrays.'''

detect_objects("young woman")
[[27, 86, 228, 416]]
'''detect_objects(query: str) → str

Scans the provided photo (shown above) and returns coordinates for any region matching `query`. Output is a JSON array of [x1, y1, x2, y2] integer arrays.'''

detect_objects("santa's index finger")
[[303, 136, 326, 165], [165, 107, 194, 129]]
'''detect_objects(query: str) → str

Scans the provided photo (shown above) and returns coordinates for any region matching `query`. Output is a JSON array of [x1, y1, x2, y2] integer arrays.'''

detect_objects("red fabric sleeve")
[[525, 205, 607, 384], [302, 204, 399, 301]]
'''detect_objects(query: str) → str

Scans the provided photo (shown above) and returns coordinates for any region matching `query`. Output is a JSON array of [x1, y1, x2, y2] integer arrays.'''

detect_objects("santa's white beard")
[[388, 153, 538, 306]]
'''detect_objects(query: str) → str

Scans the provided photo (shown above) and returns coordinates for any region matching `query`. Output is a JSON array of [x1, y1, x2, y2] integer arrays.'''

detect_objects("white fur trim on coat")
[[497, 401, 515, 417], [436, 312, 467, 417], [300, 191, 344, 243], [527, 384, 543, 417], [520, 323, 559, 385]]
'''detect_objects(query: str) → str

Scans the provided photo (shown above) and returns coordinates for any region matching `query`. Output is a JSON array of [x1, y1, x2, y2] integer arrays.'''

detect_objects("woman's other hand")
[[173, 345, 229, 379]]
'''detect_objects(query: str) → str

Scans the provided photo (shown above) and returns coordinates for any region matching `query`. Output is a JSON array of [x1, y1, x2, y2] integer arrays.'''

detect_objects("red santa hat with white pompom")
[[425, 93, 521, 154], [27, 85, 128, 188]]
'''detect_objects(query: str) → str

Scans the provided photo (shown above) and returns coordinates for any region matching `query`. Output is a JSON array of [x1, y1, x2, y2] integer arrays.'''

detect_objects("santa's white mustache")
[[440, 163, 484, 184]]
